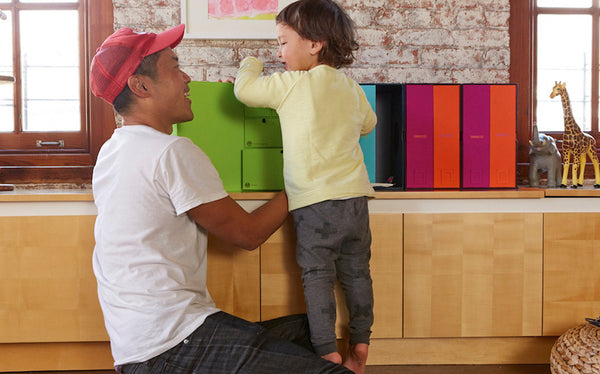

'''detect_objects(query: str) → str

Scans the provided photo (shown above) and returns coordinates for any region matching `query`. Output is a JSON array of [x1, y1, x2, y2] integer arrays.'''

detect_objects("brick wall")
[[113, 0, 510, 84]]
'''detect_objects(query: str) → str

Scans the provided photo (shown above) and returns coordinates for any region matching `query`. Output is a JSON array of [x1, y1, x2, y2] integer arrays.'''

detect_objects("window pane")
[[0, 10, 13, 133], [20, 10, 80, 132], [0, 84, 13, 132], [537, 0, 591, 7], [537, 14, 591, 132]]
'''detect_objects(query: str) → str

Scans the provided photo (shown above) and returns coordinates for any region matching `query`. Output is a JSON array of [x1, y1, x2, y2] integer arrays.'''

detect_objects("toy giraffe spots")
[[550, 81, 600, 188]]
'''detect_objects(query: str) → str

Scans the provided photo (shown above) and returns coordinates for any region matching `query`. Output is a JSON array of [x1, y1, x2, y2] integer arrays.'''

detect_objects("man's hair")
[[276, 0, 358, 68], [112, 52, 161, 115]]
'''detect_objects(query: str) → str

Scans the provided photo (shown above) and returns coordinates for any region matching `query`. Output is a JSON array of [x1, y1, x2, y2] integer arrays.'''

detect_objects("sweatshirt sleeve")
[[234, 56, 301, 110]]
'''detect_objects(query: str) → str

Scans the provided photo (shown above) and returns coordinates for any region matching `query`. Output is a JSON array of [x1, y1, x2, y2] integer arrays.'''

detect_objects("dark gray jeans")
[[116, 312, 351, 373], [292, 197, 374, 356]]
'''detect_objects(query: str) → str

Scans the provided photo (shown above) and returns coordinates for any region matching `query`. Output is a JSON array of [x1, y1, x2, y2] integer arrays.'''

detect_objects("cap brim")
[[146, 24, 186, 56]]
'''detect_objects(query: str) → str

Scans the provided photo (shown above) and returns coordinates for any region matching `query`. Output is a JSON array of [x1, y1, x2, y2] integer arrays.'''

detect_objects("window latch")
[[36, 140, 65, 148]]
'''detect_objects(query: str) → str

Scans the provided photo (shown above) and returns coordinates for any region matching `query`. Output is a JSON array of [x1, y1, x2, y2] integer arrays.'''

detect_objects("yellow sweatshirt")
[[234, 57, 377, 211]]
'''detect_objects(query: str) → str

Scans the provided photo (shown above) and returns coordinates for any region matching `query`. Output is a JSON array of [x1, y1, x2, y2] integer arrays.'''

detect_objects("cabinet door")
[[244, 115, 282, 148], [404, 213, 543, 338], [369, 214, 403, 338], [260, 217, 305, 321], [544, 213, 600, 336], [207, 234, 260, 322], [260, 214, 403, 339], [0, 216, 106, 343], [242, 148, 284, 191]]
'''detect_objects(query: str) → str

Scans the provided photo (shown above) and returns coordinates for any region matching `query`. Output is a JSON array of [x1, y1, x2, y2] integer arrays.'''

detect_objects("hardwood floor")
[[2, 365, 552, 374]]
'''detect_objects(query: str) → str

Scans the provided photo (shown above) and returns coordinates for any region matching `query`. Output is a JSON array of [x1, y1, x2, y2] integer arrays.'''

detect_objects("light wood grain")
[[544, 187, 600, 197], [404, 213, 543, 338], [0, 342, 113, 371], [0, 189, 545, 203], [207, 234, 260, 321], [543, 213, 600, 335], [0, 216, 107, 343], [260, 215, 403, 339], [260, 217, 306, 320], [368, 336, 555, 365], [0, 335, 556, 370], [369, 214, 403, 338]]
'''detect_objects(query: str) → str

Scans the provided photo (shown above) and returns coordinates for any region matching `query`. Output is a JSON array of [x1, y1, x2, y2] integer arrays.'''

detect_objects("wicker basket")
[[551, 324, 600, 374]]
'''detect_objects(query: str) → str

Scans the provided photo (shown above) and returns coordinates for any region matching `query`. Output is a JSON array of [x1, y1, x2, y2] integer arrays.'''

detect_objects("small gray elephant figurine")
[[529, 124, 562, 188]]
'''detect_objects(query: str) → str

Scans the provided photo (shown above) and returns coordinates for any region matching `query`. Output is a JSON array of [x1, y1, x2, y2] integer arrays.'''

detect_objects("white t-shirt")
[[92, 125, 228, 366]]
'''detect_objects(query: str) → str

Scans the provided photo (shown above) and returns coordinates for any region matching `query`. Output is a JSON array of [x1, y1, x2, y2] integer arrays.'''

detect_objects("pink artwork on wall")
[[208, 0, 279, 20]]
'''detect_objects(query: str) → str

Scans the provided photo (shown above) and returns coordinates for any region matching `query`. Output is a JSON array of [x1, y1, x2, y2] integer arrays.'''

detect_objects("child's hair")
[[276, 0, 359, 68]]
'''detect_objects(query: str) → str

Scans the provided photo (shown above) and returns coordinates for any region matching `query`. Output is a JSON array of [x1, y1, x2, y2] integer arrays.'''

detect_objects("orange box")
[[489, 85, 517, 188], [433, 85, 461, 188]]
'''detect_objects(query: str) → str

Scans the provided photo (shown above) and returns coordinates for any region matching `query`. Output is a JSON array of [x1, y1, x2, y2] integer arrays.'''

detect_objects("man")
[[90, 24, 351, 373]]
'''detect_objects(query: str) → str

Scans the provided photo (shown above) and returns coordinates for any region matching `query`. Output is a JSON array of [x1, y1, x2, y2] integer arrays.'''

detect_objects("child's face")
[[276, 23, 322, 71]]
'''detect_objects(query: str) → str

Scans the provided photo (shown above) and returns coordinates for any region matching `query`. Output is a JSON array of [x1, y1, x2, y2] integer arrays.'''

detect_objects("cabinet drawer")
[[242, 148, 284, 190], [244, 116, 282, 148]]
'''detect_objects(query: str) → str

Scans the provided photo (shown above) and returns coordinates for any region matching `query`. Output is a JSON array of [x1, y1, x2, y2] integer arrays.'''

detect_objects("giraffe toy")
[[550, 81, 600, 188]]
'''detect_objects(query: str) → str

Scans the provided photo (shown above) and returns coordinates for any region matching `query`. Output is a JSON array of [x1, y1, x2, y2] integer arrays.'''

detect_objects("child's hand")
[[218, 77, 235, 83]]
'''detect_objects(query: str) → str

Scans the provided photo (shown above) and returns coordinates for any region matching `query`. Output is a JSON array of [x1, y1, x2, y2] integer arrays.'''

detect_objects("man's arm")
[[187, 190, 289, 251]]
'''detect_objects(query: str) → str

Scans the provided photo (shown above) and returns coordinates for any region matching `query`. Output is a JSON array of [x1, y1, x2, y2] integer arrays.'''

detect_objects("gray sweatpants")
[[291, 197, 374, 357]]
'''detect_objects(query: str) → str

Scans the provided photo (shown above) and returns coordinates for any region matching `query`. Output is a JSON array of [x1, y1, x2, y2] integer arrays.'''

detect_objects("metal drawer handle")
[[36, 140, 65, 148]]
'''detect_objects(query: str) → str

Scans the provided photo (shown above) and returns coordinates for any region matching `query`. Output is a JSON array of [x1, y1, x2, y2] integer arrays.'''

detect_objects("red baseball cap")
[[90, 24, 186, 105]]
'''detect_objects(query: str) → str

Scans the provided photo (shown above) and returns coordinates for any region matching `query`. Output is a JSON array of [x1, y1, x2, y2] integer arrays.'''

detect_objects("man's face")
[[151, 48, 193, 130]]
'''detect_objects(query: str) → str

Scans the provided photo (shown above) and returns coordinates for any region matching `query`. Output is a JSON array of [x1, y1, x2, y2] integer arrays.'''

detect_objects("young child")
[[234, 1, 376, 373]]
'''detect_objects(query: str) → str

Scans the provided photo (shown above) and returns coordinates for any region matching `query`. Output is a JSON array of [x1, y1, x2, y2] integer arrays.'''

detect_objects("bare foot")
[[343, 343, 368, 374], [322, 351, 343, 365]]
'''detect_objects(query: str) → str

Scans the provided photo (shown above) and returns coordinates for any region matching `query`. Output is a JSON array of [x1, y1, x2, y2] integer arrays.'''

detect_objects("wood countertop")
[[1, 185, 599, 202], [0, 187, 553, 202]]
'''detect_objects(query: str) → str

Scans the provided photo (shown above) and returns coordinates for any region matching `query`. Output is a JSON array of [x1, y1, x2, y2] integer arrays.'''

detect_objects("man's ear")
[[127, 75, 151, 98], [310, 40, 324, 56]]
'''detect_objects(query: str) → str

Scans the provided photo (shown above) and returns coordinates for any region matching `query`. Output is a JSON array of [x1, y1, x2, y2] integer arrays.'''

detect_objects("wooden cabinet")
[[369, 214, 403, 338], [207, 234, 260, 322], [0, 215, 106, 343], [0, 216, 261, 346], [543, 213, 600, 336], [0, 215, 262, 371], [259, 217, 351, 338], [3, 191, 600, 369], [404, 213, 543, 338], [260, 217, 305, 321], [259, 214, 404, 339]]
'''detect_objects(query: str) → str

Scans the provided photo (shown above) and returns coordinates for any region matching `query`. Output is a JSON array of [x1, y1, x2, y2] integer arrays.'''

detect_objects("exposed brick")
[[180, 65, 206, 82], [112, 0, 511, 84], [178, 46, 237, 65], [456, 9, 486, 28], [357, 28, 392, 47], [420, 48, 484, 68], [482, 48, 510, 69], [205, 66, 240, 82], [485, 10, 510, 27], [236, 47, 280, 65], [402, 8, 433, 28], [397, 29, 454, 47]]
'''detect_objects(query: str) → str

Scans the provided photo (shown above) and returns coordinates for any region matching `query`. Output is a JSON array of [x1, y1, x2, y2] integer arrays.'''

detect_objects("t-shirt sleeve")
[[158, 137, 228, 216]]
